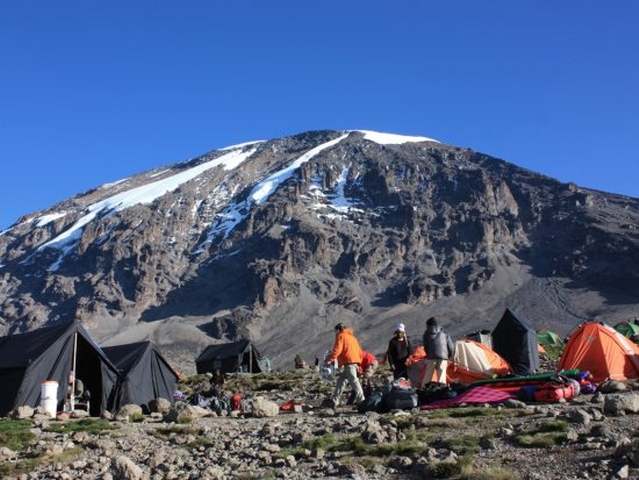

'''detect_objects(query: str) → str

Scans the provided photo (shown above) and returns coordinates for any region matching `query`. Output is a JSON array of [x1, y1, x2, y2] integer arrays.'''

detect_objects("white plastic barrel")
[[40, 380, 59, 418]]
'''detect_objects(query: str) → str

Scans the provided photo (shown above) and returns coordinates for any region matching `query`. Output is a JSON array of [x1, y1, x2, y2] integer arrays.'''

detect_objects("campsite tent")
[[613, 321, 639, 341], [537, 330, 564, 347], [103, 341, 179, 412], [196, 339, 265, 375], [448, 339, 512, 384], [558, 322, 639, 382], [0, 321, 120, 417], [491, 309, 540, 376], [465, 330, 493, 349]]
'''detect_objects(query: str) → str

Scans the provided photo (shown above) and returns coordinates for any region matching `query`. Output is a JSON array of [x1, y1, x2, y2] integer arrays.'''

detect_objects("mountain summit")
[[1, 130, 638, 371]]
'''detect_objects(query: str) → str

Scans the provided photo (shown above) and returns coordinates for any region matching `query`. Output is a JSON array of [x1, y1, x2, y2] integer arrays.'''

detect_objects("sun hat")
[[395, 322, 405, 332]]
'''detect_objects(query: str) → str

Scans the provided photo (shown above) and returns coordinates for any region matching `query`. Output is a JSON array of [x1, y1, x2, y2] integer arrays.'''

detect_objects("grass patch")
[[233, 471, 277, 480], [514, 420, 568, 448], [45, 418, 117, 434], [425, 460, 463, 479], [447, 407, 509, 418], [426, 406, 531, 420], [335, 435, 370, 455], [0, 419, 34, 451], [442, 434, 482, 456], [371, 439, 426, 457], [0, 446, 84, 477], [153, 425, 202, 437], [305, 433, 337, 451], [150, 424, 212, 448], [352, 455, 384, 469]]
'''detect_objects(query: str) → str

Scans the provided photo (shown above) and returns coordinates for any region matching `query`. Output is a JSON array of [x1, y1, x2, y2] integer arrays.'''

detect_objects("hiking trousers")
[[423, 359, 449, 386], [333, 363, 365, 406]]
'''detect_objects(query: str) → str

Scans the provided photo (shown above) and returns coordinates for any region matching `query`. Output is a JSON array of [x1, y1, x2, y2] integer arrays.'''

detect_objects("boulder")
[[148, 397, 172, 414], [10, 405, 34, 419], [249, 396, 280, 418], [604, 393, 639, 416], [115, 404, 144, 421]]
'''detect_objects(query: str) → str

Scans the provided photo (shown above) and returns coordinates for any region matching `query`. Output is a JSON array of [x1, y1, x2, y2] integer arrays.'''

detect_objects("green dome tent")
[[537, 330, 564, 346], [613, 321, 639, 340]]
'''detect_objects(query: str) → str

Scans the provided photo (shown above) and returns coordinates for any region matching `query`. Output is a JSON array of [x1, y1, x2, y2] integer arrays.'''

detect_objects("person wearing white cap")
[[386, 322, 411, 380]]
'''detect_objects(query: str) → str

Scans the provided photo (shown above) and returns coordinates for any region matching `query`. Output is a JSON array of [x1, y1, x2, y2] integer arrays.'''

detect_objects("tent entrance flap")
[[74, 335, 105, 416]]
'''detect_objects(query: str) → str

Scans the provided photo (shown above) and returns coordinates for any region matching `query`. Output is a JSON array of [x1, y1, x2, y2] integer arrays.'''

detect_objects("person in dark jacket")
[[386, 323, 412, 380], [422, 317, 454, 386]]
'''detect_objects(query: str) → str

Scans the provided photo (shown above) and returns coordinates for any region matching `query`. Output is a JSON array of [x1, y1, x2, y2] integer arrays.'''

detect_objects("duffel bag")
[[383, 387, 418, 411], [533, 382, 575, 403]]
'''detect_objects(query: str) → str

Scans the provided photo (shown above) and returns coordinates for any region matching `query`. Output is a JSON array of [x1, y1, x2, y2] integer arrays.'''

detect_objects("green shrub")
[[305, 433, 337, 451], [426, 460, 462, 478]]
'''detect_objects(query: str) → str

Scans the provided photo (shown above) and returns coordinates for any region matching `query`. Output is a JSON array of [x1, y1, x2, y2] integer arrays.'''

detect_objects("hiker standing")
[[325, 323, 365, 407], [421, 317, 454, 386], [386, 322, 412, 380], [209, 369, 226, 397], [294, 354, 308, 369]]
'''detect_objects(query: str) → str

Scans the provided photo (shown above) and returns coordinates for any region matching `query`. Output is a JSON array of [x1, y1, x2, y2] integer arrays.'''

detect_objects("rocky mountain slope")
[[1, 130, 638, 372]]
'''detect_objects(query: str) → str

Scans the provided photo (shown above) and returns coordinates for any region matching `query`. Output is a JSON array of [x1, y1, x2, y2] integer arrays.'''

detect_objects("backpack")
[[383, 386, 419, 411], [358, 389, 386, 413]]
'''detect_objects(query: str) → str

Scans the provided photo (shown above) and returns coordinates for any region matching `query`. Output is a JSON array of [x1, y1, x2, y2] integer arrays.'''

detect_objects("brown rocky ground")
[[2, 359, 639, 480]]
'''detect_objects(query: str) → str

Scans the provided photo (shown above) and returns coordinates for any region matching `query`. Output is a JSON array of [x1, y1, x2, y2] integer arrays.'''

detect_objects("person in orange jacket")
[[325, 323, 365, 407]]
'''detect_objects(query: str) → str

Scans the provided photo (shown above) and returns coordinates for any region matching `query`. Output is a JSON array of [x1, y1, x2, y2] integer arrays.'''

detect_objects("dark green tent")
[[0, 321, 120, 417]]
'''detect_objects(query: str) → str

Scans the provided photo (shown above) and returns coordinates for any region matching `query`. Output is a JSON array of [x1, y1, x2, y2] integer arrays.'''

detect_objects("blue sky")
[[1, 2, 638, 230]]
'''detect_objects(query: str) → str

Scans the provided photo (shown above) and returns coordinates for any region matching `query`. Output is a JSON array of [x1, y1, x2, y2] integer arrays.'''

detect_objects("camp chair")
[[71, 379, 91, 413]]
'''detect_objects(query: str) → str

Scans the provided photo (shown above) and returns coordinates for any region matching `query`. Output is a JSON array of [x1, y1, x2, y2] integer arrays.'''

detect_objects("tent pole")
[[71, 331, 78, 411]]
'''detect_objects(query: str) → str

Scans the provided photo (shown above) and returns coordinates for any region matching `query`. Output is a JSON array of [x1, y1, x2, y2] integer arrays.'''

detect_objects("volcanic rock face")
[[1, 130, 638, 371]]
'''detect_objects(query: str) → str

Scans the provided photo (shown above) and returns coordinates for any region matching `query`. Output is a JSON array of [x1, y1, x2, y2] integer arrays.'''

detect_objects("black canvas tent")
[[103, 341, 179, 412], [0, 321, 120, 417], [196, 339, 265, 375], [491, 309, 540, 376]]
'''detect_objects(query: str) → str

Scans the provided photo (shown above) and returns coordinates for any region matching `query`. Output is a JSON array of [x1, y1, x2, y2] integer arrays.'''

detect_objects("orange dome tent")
[[558, 322, 639, 383], [449, 339, 512, 384]]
